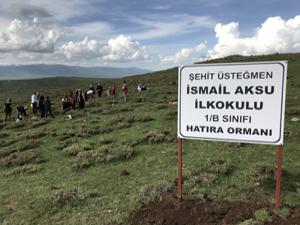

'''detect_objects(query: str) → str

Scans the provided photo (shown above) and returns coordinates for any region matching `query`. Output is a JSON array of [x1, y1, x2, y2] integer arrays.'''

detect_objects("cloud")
[[102, 35, 149, 61], [0, 18, 61, 53], [128, 14, 215, 40], [60, 35, 149, 62], [60, 37, 102, 60], [161, 15, 300, 65], [208, 15, 300, 58], [6, 4, 52, 19], [0, 0, 99, 23], [152, 5, 171, 10], [160, 42, 206, 63], [65, 21, 114, 42]]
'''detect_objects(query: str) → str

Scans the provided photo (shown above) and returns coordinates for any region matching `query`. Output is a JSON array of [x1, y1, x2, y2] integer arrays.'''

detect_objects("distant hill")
[[0, 64, 151, 80]]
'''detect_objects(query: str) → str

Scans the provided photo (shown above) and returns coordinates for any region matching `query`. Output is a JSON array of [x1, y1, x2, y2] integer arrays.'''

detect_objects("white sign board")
[[178, 62, 287, 145]]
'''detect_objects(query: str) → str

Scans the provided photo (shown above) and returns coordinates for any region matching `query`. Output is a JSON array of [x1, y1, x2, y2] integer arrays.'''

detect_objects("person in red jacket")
[[111, 83, 116, 95], [122, 80, 128, 101]]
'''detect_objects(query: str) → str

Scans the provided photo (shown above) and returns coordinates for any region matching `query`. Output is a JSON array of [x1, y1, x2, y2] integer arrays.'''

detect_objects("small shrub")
[[238, 219, 259, 225], [137, 181, 173, 206], [0, 132, 9, 139], [56, 138, 79, 150], [6, 164, 40, 175], [154, 104, 168, 110], [58, 133, 75, 141], [100, 137, 113, 145], [51, 188, 84, 207], [30, 120, 48, 128], [134, 114, 154, 122], [285, 107, 300, 116], [144, 129, 173, 144], [284, 130, 298, 139], [185, 169, 218, 187], [206, 159, 233, 175], [252, 164, 276, 186], [114, 122, 131, 129], [0, 139, 15, 148], [81, 127, 101, 136], [125, 116, 135, 124], [254, 208, 272, 223], [18, 141, 41, 152], [100, 144, 135, 162], [19, 131, 47, 139], [0, 151, 38, 167], [8, 122, 26, 129], [0, 123, 6, 129], [273, 207, 291, 219], [72, 158, 92, 171], [165, 111, 177, 120], [63, 143, 92, 156], [0, 140, 41, 158], [109, 116, 126, 124], [119, 106, 133, 112]]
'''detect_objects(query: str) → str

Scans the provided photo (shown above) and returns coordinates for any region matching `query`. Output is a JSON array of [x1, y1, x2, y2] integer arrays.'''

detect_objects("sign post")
[[276, 144, 283, 208], [177, 138, 182, 200], [177, 62, 288, 207]]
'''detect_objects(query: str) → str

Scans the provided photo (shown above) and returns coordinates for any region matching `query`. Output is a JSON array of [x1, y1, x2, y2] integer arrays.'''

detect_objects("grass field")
[[0, 53, 299, 225]]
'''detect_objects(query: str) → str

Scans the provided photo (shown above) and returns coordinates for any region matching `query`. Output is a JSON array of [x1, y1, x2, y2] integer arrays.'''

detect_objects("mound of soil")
[[266, 208, 300, 225], [120, 169, 130, 176], [128, 193, 300, 225]]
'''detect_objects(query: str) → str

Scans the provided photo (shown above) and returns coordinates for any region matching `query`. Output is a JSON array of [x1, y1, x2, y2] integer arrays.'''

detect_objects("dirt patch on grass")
[[129, 193, 300, 225], [266, 208, 300, 225], [129, 193, 269, 225]]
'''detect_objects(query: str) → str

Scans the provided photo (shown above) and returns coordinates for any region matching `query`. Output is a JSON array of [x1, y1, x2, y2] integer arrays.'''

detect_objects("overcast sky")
[[0, 0, 299, 70]]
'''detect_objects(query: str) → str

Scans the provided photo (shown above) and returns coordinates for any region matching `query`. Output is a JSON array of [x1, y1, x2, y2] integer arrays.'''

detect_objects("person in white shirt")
[[31, 92, 38, 114]]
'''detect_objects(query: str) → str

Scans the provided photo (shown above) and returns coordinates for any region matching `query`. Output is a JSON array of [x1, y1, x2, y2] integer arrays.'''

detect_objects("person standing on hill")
[[31, 92, 38, 114], [69, 91, 76, 109], [122, 80, 128, 101], [78, 90, 85, 109], [111, 83, 116, 95], [4, 98, 12, 121], [44, 96, 54, 118], [39, 95, 45, 118], [96, 82, 103, 97], [89, 84, 95, 96], [107, 86, 111, 96]]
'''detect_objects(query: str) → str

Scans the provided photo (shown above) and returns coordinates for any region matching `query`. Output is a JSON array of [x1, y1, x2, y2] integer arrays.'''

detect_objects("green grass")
[[0, 53, 300, 225]]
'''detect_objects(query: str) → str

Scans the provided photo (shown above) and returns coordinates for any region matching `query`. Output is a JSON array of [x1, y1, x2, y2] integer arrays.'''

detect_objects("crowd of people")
[[2, 80, 140, 122]]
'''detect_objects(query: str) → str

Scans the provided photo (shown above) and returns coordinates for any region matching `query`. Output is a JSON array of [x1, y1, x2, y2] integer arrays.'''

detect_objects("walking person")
[[31, 92, 38, 114], [69, 91, 76, 109], [43, 96, 54, 118], [39, 95, 45, 118], [78, 90, 85, 109], [111, 83, 116, 95], [4, 98, 12, 121], [96, 82, 103, 97], [122, 80, 128, 102], [106, 86, 111, 96]]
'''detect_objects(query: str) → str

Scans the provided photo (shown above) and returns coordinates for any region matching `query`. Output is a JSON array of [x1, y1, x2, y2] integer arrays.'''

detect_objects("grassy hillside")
[[0, 53, 299, 225]]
